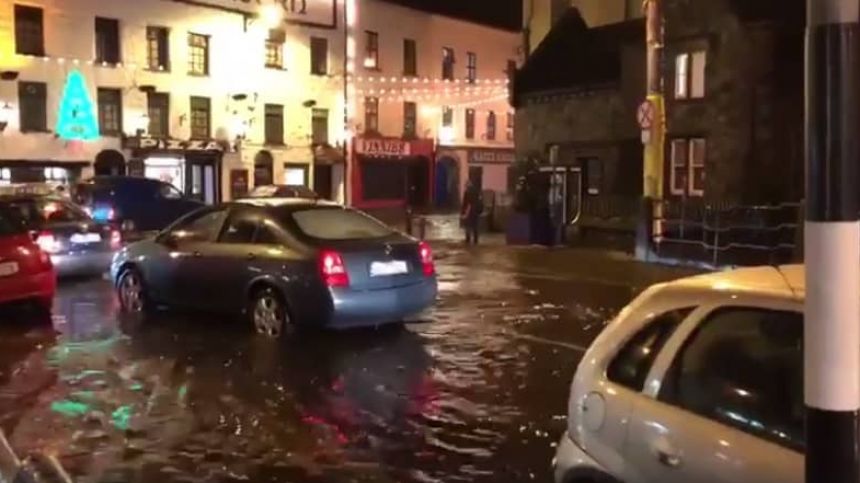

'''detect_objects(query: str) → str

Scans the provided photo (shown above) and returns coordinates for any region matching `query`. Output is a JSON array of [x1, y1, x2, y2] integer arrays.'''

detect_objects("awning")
[[313, 144, 346, 165]]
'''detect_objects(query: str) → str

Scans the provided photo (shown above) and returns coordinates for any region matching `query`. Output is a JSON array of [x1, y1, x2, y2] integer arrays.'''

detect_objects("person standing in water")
[[461, 180, 484, 245]]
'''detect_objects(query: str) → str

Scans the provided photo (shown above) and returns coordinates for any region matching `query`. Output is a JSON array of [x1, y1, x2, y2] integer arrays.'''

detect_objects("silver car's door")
[[624, 300, 804, 483]]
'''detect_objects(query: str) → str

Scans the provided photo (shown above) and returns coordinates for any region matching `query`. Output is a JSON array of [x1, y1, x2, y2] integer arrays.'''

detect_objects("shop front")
[[434, 147, 515, 208], [351, 137, 435, 209], [0, 160, 88, 187], [125, 137, 225, 204]]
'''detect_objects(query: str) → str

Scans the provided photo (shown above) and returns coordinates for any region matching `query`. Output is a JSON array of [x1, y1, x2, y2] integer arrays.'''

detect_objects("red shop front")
[[351, 136, 435, 209]]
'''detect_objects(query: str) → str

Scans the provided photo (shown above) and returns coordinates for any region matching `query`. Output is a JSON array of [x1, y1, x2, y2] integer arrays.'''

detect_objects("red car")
[[0, 211, 55, 311]]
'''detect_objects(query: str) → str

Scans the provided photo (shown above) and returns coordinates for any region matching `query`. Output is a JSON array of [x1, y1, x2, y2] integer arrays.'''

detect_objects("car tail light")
[[319, 250, 349, 287], [35, 231, 61, 254], [418, 241, 435, 276], [110, 230, 122, 250]]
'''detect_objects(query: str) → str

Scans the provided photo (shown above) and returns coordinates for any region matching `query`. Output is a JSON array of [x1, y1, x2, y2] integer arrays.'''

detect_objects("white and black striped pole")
[[806, 0, 860, 481]]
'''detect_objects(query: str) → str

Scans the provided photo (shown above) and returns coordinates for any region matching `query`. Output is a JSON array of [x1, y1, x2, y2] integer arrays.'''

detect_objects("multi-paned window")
[[364, 31, 379, 69], [442, 106, 453, 128], [403, 39, 417, 76], [188, 33, 209, 75], [466, 52, 477, 83], [18, 81, 47, 132], [465, 109, 475, 140], [312, 108, 329, 145], [670, 138, 706, 196], [403, 102, 417, 138], [365, 97, 379, 133], [311, 37, 328, 75], [147, 92, 170, 137], [14, 5, 44, 56], [506, 111, 514, 141], [675, 50, 706, 99], [189, 96, 211, 139], [265, 29, 285, 69], [95, 17, 120, 64], [264, 104, 284, 145], [486, 111, 497, 141], [97, 88, 123, 136], [442, 47, 455, 80], [146, 26, 170, 71]]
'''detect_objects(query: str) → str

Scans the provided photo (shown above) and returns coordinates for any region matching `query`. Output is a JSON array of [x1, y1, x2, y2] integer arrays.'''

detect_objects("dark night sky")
[[381, 0, 522, 30]]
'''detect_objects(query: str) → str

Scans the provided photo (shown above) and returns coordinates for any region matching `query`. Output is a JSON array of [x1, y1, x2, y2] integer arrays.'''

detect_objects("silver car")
[[554, 265, 804, 483]]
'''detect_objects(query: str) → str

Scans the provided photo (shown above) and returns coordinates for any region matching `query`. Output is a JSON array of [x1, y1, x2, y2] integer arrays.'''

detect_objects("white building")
[[0, 0, 519, 207], [0, 0, 347, 202], [347, 0, 521, 210]]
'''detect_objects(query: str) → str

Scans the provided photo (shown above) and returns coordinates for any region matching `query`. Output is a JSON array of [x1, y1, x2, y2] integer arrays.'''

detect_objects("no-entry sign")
[[637, 100, 655, 130]]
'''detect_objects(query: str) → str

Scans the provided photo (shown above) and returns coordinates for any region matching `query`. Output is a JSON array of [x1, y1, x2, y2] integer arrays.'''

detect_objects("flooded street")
[[0, 244, 691, 483]]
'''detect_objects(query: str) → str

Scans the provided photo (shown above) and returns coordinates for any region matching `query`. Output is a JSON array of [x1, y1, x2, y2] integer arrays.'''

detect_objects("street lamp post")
[[805, 0, 860, 482]]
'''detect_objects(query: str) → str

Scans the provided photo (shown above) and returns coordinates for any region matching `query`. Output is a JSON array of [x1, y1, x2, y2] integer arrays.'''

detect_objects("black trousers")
[[464, 217, 480, 244]]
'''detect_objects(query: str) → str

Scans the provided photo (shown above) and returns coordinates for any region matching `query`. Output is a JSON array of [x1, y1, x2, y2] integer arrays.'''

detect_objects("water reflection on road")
[[0, 245, 643, 482]]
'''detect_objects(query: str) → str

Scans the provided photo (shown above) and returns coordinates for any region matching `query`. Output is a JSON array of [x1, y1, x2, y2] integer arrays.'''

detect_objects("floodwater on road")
[[0, 244, 656, 483]]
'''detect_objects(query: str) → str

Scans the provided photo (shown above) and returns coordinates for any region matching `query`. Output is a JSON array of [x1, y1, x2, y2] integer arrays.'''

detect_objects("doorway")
[[314, 164, 333, 199], [406, 156, 430, 208], [185, 153, 220, 204], [434, 156, 459, 209]]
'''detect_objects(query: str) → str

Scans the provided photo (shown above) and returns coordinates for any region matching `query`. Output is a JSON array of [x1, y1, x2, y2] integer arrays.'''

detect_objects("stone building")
[[515, 0, 805, 241]]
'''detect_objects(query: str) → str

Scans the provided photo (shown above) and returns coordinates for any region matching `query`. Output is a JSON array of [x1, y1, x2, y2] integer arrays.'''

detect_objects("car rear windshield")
[[288, 208, 395, 241], [1, 199, 90, 225]]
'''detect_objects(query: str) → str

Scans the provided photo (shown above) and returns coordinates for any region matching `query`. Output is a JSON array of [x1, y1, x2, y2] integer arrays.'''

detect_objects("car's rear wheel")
[[117, 268, 149, 315], [249, 287, 292, 339]]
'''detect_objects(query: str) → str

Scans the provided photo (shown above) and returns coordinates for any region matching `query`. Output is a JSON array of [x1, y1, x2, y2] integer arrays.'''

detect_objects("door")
[[407, 157, 430, 208], [186, 153, 220, 204], [314, 164, 333, 199], [624, 307, 804, 483], [566, 167, 582, 224], [164, 207, 229, 307]]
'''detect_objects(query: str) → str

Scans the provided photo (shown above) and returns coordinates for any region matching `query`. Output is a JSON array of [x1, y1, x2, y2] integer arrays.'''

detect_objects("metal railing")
[[653, 200, 802, 267]]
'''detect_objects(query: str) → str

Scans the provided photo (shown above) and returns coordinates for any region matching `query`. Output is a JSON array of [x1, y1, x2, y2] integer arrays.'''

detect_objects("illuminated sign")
[[125, 137, 226, 152], [187, 0, 337, 28], [469, 149, 515, 165], [356, 139, 412, 157]]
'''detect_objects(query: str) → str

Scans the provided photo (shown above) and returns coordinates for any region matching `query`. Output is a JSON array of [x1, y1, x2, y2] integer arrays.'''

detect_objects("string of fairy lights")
[[8, 53, 511, 86]]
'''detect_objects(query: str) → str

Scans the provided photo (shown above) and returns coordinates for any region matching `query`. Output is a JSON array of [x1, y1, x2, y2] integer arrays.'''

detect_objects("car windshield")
[[0, 198, 90, 226], [287, 207, 395, 240]]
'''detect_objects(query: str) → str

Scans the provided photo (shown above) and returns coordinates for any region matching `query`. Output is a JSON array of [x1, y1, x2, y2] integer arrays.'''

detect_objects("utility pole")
[[805, 0, 860, 482], [636, 0, 665, 260]]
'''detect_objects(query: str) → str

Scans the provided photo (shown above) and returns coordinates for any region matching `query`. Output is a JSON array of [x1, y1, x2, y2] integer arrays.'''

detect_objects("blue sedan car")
[[111, 199, 438, 336]]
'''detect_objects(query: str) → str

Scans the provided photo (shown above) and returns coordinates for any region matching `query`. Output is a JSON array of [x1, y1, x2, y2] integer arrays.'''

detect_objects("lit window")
[[466, 52, 477, 83], [364, 31, 379, 69], [188, 33, 209, 76], [265, 29, 285, 69], [675, 50, 706, 99], [364, 97, 379, 132], [670, 138, 706, 197]]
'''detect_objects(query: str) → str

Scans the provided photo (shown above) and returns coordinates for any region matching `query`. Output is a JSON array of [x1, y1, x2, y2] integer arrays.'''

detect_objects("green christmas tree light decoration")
[[56, 69, 100, 141]]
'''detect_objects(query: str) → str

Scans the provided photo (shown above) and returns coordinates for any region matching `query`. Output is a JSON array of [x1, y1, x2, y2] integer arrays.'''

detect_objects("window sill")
[[95, 60, 122, 67], [19, 129, 51, 134], [265, 65, 287, 71], [672, 96, 706, 103], [144, 68, 171, 74], [16, 51, 45, 57], [311, 72, 328, 77], [363, 66, 382, 72], [187, 72, 209, 77]]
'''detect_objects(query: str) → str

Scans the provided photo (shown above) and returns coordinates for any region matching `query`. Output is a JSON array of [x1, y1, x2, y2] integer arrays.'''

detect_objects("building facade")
[[515, 0, 804, 244], [348, 0, 520, 210], [0, 0, 348, 203], [0, 0, 519, 209]]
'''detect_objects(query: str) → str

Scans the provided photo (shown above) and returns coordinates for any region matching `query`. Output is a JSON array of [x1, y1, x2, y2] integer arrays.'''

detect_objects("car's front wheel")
[[248, 287, 293, 339], [117, 268, 150, 316]]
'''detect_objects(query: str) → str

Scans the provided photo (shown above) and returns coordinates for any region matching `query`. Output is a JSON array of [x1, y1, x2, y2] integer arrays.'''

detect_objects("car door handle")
[[656, 449, 682, 468], [246, 253, 256, 261], [193, 251, 201, 257]]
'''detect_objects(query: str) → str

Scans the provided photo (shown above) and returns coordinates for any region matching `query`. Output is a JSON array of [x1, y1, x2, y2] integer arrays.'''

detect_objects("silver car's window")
[[172, 209, 227, 242], [606, 308, 692, 391], [289, 208, 394, 240], [220, 212, 258, 244], [659, 307, 803, 450]]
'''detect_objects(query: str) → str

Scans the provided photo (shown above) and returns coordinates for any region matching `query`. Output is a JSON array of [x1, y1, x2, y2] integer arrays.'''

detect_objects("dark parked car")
[[73, 177, 204, 238], [110, 199, 438, 336], [0, 194, 118, 277], [247, 185, 319, 200]]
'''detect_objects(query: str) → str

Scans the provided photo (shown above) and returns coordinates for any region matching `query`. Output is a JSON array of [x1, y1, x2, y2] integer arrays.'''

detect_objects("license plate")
[[370, 260, 409, 277], [70, 233, 102, 244], [0, 261, 19, 277]]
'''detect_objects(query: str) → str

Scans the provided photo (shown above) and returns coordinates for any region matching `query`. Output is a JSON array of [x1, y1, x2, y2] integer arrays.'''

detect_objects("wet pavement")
[[0, 244, 697, 483]]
